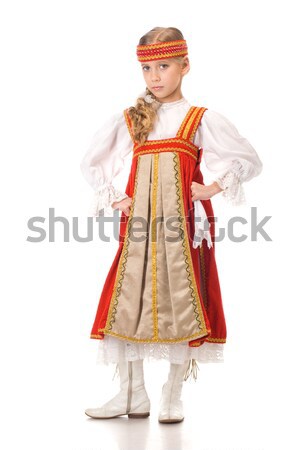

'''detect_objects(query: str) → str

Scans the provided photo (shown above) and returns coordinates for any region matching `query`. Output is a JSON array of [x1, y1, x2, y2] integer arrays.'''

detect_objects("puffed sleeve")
[[80, 111, 133, 216], [194, 109, 263, 205]]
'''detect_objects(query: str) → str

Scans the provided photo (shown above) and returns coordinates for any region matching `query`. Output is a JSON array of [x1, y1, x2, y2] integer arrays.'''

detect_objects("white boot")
[[158, 359, 192, 424], [85, 358, 150, 419]]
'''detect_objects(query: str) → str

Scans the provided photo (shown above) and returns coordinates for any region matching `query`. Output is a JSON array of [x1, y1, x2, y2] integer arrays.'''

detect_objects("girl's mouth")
[[152, 86, 163, 91]]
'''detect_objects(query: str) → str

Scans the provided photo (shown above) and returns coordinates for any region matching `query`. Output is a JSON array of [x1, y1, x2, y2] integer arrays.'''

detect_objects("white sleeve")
[[194, 109, 263, 205], [80, 112, 133, 216]]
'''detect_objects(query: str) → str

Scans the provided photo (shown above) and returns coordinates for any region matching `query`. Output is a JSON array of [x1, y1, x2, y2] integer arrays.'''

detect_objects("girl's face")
[[141, 56, 190, 103]]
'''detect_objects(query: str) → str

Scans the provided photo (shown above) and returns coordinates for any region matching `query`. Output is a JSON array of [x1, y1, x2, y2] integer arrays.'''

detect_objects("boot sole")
[[158, 417, 184, 424], [128, 412, 150, 418], [85, 411, 150, 419]]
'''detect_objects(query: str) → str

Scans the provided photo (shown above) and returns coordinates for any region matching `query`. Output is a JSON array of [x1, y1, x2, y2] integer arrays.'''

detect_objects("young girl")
[[80, 26, 263, 423]]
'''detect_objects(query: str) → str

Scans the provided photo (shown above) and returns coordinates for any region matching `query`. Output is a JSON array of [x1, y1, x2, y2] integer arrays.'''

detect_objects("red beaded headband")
[[136, 39, 188, 62]]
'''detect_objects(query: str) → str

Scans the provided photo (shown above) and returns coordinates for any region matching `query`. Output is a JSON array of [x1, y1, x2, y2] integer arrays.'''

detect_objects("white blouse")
[[80, 96, 263, 248]]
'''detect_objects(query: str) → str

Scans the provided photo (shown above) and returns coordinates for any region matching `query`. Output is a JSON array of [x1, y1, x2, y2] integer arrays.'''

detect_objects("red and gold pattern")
[[137, 39, 188, 62], [90, 105, 227, 348]]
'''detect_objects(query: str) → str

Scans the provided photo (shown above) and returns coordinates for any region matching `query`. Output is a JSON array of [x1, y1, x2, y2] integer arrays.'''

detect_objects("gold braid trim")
[[91, 333, 226, 344], [151, 154, 159, 339], [199, 245, 208, 310], [137, 40, 187, 50], [173, 152, 209, 337], [134, 147, 197, 161], [134, 137, 199, 152], [123, 109, 135, 143], [90, 334, 104, 339], [103, 156, 141, 333], [207, 337, 226, 343], [182, 107, 201, 140], [94, 329, 208, 343], [137, 40, 188, 62], [176, 107, 196, 137], [189, 107, 207, 142], [137, 50, 188, 62]]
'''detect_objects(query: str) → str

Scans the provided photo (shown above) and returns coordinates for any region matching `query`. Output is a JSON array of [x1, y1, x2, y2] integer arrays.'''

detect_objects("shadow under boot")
[[158, 359, 197, 424], [85, 358, 150, 419]]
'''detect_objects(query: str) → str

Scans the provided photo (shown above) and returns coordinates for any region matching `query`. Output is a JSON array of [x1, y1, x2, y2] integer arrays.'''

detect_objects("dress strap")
[[123, 109, 135, 143], [176, 106, 207, 143], [124, 106, 207, 144]]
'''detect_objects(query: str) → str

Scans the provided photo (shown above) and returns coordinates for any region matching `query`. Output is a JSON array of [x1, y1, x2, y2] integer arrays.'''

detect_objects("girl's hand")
[[111, 197, 132, 216], [191, 181, 223, 201]]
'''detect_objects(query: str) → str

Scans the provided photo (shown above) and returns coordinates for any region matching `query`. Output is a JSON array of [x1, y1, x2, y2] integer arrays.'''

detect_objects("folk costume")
[[83, 37, 263, 423], [81, 39, 263, 375]]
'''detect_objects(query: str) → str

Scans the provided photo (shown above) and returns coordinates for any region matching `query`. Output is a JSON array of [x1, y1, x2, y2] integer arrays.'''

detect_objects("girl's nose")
[[151, 71, 160, 82]]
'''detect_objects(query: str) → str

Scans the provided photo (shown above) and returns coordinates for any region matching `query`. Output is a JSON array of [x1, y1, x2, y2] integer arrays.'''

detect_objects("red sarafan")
[[90, 105, 227, 348], [82, 26, 263, 424]]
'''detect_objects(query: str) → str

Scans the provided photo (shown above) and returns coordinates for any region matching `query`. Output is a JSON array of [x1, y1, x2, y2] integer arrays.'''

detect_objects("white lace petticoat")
[[96, 335, 224, 365]]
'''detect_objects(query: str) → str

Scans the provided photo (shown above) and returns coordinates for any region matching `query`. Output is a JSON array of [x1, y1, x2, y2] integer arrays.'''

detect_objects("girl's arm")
[[80, 112, 133, 216], [194, 109, 263, 205]]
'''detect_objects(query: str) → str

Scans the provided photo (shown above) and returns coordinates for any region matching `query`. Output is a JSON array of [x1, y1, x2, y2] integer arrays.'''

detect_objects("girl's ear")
[[181, 56, 190, 75]]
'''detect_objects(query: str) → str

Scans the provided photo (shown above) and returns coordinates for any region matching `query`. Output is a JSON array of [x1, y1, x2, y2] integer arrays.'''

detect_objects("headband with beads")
[[136, 39, 188, 62]]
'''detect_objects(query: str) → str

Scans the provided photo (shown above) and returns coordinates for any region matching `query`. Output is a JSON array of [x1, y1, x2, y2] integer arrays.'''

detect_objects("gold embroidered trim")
[[199, 245, 208, 310], [90, 334, 104, 339], [182, 107, 200, 140], [103, 156, 141, 333], [188, 338, 226, 345], [134, 147, 197, 161], [137, 50, 188, 62], [123, 109, 135, 143], [90, 332, 226, 344], [173, 152, 209, 337], [176, 107, 195, 137], [95, 329, 209, 344], [189, 107, 207, 142], [207, 337, 226, 343], [137, 40, 187, 50], [134, 138, 198, 152], [152, 153, 159, 339]]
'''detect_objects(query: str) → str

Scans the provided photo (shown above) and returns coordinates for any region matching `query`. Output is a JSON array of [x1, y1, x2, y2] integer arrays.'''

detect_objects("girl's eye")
[[142, 64, 169, 71]]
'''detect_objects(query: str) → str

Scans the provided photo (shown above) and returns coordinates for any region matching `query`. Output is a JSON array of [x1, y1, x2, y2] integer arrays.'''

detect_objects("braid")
[[127, 87, 160, 145]]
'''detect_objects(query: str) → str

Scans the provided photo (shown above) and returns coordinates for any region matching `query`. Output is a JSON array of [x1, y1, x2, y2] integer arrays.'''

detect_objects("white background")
[[1, 0, 299, 449]]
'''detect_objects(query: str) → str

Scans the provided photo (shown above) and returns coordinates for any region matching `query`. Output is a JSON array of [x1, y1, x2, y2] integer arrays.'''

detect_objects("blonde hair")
[[127, 27, 187, 145]]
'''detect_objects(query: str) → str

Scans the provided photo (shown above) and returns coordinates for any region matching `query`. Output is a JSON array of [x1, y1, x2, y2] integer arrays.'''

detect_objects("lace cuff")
[[193, 200, 213, 249], [215, 160, 246, 206], [89, 184, 128, 217]]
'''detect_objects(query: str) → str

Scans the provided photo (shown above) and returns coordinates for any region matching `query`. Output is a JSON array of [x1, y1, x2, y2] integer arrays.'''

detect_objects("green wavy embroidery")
[[107, 156, 141, 331], [173, 152, 203, 331], [199, 246, 208, 310]]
